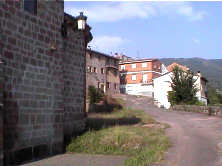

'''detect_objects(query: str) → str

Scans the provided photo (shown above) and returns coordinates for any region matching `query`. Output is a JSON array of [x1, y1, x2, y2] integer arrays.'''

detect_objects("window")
[[90, 53, 93, 59], [114, 70, 118, 77], [94, 67, 97, 73], [154, 63, 156, 69], [132, 64, 136, 69], [120, 75, 125, 80], [24, 0, 37, 15], [106, 58, 110, 65], [98, 56, 101, 61], [98, 82, 100, 88], [107, 82, 110, 88], [88, 67, 93, 73], [114, 60, 118, 67], [132, 75, 136, 81], [142, 63, 147, 68], [114, 84, 117, 89], [121, 65, 125, 70], [101, 68, 104, 74], [107, 69, 110, 75]]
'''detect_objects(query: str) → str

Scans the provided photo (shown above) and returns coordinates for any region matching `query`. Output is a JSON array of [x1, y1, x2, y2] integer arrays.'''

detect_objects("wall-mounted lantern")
[[61, 12, 87, 38], [77, 12, 87, 30]]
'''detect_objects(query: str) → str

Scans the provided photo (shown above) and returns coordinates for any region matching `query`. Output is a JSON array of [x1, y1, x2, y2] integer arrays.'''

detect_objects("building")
[[116, 54, 133, 61], [153, 62, 208, 109], [0, 1, 92, 165], [86, 49, 120, 95], [119, 59, 168, 96]]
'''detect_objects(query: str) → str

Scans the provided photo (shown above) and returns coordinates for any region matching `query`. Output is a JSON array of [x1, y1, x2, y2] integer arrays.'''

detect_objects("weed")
[[66, 108, 170, 166]]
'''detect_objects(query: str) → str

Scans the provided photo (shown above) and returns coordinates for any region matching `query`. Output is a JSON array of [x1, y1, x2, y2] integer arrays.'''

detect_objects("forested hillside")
[[160, 58, 222, 91]]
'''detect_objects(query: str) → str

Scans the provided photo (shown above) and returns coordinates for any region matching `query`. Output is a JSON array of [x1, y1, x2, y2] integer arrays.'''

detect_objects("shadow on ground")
[[86, 117, 141, 131]]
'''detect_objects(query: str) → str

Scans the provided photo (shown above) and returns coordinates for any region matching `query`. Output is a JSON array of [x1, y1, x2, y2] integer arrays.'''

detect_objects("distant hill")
[[160, 58, 222, 91]]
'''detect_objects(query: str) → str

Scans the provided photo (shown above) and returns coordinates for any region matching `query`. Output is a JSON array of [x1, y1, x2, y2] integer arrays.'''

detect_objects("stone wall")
[[1, 1, 65, 164], [171, 105, 222, 118], [0, 1, 90, 165], [63, 28, 86, 136], [0, 60, 3, 166]]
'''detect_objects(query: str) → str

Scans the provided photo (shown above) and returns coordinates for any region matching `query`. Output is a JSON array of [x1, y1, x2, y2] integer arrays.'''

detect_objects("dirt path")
[[114, 94, 222, 166]]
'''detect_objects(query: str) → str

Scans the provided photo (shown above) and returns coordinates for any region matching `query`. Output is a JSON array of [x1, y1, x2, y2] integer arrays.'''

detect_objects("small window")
[[89, 67, 93, 73], [154, 64, 156, 69], [90, 53, 93, 59], [88, 67, 91, 73], [114, 60, 118, 67], [107, 82, 110, 88], [107, 69, 110, 75], [98, 56, 101, 61], [114, 84, 117, 89], [132, 75, 136, 81], [121, 65, 125, 70], [132, 64, 136, 69], [94, 67, 97, 73], [114, 70, 118, 77], [106, 58, 110, 65], [101, 68, 104, 74], [120, 75, 125, 80], [98, 82, 100, 88], [24, 0, 37, 15], [142, 63, 147, 68]]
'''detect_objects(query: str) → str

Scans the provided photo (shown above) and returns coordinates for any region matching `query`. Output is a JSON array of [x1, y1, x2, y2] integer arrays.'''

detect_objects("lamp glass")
[[78, 20, 86, 30]]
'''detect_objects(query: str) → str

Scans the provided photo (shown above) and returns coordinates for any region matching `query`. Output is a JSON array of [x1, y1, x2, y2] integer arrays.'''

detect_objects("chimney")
[[197, 71, 201, 77]]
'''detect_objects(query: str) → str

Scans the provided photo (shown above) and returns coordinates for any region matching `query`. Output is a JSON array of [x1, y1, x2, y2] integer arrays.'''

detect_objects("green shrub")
[[89, 95, 125, 113], [88, 86, 104, 104]]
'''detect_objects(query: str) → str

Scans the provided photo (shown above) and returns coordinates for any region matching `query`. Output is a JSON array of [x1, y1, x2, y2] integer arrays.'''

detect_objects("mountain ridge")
[[160, 58, 222, 91]]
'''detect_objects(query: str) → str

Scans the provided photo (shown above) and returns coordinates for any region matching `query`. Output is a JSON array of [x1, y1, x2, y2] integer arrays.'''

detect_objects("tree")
[[168, 66, 199, 105], [88, 86, 104, 104], [207, 85, 222, 105]]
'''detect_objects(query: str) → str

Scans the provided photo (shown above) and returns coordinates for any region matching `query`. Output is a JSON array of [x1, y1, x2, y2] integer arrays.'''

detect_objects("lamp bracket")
[[67, 28, 83, 38]]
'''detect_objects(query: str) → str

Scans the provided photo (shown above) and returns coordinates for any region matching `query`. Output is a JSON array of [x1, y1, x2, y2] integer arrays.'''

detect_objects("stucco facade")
[[153, 71, 208, 109]]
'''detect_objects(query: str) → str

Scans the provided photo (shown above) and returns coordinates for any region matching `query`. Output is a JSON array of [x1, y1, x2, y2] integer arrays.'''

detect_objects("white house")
[[153, 63, 208, 109]]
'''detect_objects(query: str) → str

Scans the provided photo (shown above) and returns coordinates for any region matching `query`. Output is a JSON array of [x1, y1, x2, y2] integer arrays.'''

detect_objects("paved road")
[[114, 94, 222, 166]]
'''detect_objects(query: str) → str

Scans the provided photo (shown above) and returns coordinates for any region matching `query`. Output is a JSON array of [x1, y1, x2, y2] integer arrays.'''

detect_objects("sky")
[[64, 1, 222, 60]]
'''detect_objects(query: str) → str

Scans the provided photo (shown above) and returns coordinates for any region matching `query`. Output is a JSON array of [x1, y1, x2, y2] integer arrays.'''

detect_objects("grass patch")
[[66, 107, 170, 166]]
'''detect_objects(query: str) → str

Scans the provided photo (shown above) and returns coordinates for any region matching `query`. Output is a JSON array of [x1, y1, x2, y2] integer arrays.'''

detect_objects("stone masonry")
[[0, 1, 91, 165], [0, 60, 3, 165]]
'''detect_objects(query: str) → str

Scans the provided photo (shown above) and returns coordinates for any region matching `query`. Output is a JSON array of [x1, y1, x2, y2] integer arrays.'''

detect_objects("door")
[[142, 74, 147, 83], [101, 84, 105, 93]]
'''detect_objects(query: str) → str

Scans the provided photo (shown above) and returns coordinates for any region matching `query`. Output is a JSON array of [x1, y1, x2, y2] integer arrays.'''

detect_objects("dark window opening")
[[24, 0, 37, 15]]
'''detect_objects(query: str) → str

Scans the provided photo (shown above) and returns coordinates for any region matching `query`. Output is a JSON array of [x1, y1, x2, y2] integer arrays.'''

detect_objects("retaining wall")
[[171, 105, 222, 118]]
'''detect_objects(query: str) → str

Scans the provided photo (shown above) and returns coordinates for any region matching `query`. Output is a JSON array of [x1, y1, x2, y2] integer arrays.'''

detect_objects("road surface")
[[114, 94, 222, 166]]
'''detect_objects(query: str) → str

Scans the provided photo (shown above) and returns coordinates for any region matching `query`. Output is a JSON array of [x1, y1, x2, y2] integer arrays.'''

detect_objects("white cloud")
[[87, 36, 130, 54], [65, 1, 207, 23], [193, 38, 200, 44]]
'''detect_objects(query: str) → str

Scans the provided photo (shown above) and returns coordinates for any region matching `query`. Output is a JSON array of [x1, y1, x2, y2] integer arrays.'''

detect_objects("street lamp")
[[61, 12, 88, 38], [77, 12, 87, 30]]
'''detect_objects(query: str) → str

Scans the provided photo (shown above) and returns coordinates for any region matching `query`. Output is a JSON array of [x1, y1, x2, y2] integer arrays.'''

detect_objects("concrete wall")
[[153, 73, 172, 109], [120, 83, 153, 97]]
